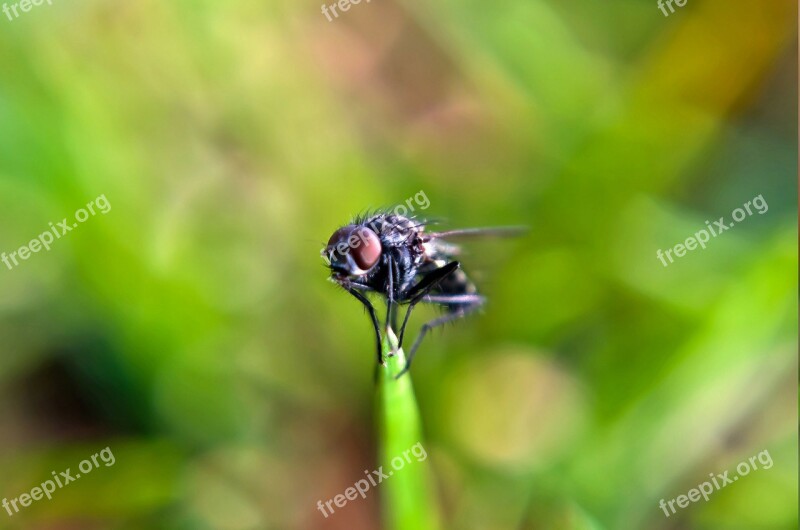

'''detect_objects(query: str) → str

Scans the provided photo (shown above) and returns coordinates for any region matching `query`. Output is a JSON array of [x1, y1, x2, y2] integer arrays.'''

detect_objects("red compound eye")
[[351, 228, 381, 270], [325, 225, 382, 273]]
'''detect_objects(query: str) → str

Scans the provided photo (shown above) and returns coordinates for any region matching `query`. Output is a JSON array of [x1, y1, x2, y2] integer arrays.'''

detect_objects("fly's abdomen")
[[430, 264, 478, 312], [435, 266, 476, 295]]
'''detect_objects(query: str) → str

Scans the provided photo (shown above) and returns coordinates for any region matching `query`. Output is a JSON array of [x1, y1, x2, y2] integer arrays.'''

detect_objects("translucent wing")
[[422, 226, 528, 241]]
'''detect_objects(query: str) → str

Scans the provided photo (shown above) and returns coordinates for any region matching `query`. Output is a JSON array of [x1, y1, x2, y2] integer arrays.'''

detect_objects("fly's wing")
[[420, 225, 527, 291], [422, 225, 527, 259], [422, 225, 527, 258], [422, 226, 528, 241]]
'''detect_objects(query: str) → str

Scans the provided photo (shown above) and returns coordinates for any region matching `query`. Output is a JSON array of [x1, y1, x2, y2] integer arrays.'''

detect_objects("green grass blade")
[[376, 327, 441, 530]]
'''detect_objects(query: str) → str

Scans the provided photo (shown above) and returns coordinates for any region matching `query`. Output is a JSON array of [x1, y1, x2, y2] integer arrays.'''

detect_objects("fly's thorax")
[[367, 214, 422, 247]]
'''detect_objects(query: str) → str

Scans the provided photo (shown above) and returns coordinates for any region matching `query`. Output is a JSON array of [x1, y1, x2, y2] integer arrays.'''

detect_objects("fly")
[[323, 210, 525, 378]]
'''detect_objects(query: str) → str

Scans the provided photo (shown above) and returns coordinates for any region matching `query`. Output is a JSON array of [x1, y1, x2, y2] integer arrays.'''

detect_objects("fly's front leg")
[[384, 253, 397, 356], [342, 284, 383, 366], [390, 256, 400, 332]]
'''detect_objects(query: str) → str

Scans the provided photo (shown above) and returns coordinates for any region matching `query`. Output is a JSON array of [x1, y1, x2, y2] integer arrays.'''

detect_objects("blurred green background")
[[0, 0, 796, 529]]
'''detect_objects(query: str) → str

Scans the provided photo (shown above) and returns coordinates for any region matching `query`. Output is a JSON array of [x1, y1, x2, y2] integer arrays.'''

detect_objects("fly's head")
[[323, 225, 383, 281]]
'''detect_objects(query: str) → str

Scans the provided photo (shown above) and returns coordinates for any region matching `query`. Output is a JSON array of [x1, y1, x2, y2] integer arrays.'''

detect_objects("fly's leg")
[[342, 285, 383, 365], [384, 254, 396, 356]]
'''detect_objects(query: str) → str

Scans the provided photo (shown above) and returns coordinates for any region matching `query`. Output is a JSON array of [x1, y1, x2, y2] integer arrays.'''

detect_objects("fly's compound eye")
[[326, 225, 382, 273], [350, 227, 381, 270]]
